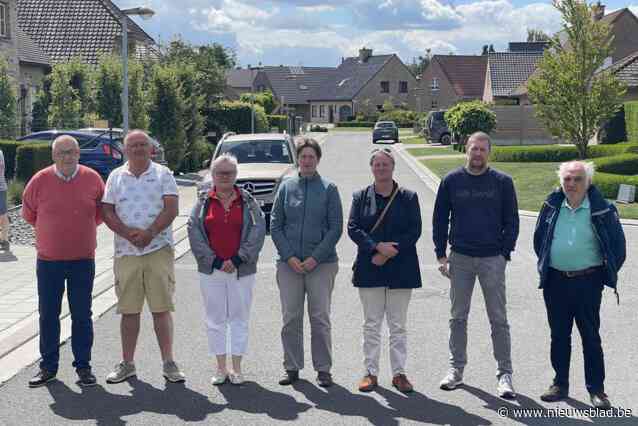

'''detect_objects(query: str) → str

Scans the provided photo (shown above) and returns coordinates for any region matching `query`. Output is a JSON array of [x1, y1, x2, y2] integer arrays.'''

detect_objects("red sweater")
[[22, 165, 105, 261]]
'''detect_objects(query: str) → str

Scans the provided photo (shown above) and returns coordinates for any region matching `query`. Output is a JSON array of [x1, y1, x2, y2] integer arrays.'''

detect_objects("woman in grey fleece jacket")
[[270, 138, 343, 388], [188, 154, 266, 386]]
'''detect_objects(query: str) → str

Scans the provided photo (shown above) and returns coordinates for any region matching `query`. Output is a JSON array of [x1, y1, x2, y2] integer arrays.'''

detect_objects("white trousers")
[[358, 287, 412, 376], [199, 271, 255, 356]]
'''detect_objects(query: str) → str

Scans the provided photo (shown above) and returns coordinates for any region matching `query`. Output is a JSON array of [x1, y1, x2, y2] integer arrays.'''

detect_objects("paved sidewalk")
[[0, 183, 199, 382]]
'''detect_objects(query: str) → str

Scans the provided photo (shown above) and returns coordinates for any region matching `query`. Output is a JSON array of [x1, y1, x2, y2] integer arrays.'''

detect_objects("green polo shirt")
[[549, 196, 603, 271]]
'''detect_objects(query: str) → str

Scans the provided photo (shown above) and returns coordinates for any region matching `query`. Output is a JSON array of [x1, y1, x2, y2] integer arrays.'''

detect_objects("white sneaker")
[[106, 361, 136, 384], [229, 372, 244, 385], [439, 369, 463, 390], [211, 372, 228, 386], [497, 373, 516, 399], [163, 361, 186, 383]]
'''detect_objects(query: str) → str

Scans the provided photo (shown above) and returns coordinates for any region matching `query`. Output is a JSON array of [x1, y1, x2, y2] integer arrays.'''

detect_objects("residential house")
[[17, 0, 158, 65], [16, 26, 49, 134], [0, 0, 20, 88], [607, 51, 638, 102], [254, 65, 337, 122], [225, 67, 263, 100], [483, 50, 543, 105], [418, 55, 487, 113], [307, 48, 418, 123]]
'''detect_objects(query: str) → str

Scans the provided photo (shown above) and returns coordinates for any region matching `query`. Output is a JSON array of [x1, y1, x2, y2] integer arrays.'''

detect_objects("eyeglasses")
[[55, 149, 79, 157], [214, 170, 236, 178], [563, 176, 585, 183], [371, 148, 393, 154]]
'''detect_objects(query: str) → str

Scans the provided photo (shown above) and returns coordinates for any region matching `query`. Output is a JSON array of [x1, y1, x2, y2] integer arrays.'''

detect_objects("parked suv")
[[372, 121, 399, 144], [211, 132, 298, 225], [17, 130, 124, 178], [424, 110, 452, 145]]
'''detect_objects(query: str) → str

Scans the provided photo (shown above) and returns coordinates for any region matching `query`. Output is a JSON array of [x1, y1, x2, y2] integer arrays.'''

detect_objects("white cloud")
[[297, 5, 336, 12]]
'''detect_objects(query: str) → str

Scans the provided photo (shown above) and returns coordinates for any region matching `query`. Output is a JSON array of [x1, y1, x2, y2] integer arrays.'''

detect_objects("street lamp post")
[[120, 6, 155, 136]]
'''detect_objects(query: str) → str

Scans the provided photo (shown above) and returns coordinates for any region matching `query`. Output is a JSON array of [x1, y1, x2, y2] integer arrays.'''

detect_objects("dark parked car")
[[79, 128, 166, 164], [424, 110, 452, 145], [372, 121, 399, 144], [17, 130, 124, 178]]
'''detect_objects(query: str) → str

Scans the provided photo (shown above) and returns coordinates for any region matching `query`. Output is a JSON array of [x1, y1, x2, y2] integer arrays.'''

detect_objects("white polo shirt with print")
[[103, 161, 179, 258]]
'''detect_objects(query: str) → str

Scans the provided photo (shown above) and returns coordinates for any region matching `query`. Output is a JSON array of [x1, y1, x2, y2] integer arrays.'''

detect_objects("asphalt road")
[[0, 132, 637, 425]]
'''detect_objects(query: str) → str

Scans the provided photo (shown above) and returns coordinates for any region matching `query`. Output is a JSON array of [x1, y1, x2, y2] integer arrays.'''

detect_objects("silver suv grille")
[[236, 180, 277, 197]]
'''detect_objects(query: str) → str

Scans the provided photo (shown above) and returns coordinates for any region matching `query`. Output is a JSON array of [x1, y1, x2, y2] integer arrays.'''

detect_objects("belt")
[[549, 266, 602, 278]]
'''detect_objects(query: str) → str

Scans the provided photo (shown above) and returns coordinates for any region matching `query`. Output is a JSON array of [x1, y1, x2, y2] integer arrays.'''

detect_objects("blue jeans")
[[37, 259, 95, 373]]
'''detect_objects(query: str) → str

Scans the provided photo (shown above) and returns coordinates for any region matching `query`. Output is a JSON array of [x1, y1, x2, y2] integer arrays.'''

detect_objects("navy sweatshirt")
[[432, 166, 519, 260]]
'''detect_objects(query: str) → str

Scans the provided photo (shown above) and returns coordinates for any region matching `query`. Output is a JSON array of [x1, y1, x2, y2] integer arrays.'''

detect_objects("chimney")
[[592, 1, 605, 21], [359, 47, 372, 63]]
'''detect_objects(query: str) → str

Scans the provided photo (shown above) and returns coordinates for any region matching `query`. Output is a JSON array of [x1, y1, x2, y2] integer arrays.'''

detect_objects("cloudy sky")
[[114, 0, 637, 68]]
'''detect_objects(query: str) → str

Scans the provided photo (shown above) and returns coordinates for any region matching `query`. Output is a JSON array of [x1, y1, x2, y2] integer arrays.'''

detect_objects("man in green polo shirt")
[[533, 161, 626, 410]]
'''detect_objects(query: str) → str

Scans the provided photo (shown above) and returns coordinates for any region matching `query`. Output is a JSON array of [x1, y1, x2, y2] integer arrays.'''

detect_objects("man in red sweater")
[[22, 135, 105, 388]]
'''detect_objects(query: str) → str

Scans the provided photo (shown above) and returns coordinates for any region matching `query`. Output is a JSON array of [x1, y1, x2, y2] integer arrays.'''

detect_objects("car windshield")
[[376, 122, 395, 129], [433, 112, 445, 120], [218, 140, 293, 164]]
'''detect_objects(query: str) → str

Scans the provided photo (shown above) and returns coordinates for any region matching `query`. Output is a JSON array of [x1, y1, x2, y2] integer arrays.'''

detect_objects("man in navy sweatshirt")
[[432, 131, 519, 399]]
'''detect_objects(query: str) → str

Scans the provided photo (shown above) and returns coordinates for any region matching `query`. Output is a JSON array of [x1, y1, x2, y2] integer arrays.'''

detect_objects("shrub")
[[335, 122, 375, 128], [267, 114, 287, 132], [204, 101, 269, 136], [310, 125, 328, 132], [7, 179, 25, 206], [15, 143, 52, 182], [445, 101, 496, 144], [490, 143, 638, 162], [0, 140, 21, 180], [626, 101, 638, 143], [379, 109, 417, 127], [593, 173, 638, 199], [180, 139, 215, 173], [592, 153, 638, 175]]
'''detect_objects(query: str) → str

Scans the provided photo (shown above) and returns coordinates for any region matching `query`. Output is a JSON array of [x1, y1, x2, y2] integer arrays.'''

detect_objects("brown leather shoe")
[[358, 374, 378, 392], [392, 374, 414, 393]]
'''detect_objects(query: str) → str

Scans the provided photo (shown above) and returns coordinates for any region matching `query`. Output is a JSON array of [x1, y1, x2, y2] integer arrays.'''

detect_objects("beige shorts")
[[114, 245, 175, 314]]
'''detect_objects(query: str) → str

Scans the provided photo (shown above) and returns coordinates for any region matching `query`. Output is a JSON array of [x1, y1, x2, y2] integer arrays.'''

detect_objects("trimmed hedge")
[[589, 154, 638, 199], [626, 101, 638, 143], [15, 142, 52, 182], [490, 143, 638, 162], [0, 140, 21, 180], [267, 114, 287, 132], [335, 122, 375, 128]]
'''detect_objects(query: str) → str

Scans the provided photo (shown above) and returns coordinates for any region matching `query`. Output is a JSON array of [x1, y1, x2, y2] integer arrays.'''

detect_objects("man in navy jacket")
[[533, 161, 626, 409], [433, 131, 519, 399]]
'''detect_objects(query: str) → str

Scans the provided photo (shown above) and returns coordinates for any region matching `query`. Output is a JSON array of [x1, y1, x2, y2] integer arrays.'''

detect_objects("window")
[[430, 77, 439, 91], [311, 105, 317, 118], [319, 105, 325, 117], [399, 81, 408, 93], [380, 81, 389, 93], [0, 3, 6, 37], [431, 98, 438, 110]]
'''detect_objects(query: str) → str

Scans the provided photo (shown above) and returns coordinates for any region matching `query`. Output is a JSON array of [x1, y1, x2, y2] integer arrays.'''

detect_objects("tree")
[[527, 28, 550, 42], [66, 58, 94, 126], [128, 59, 148, 130], [95, 55, 123, 129], [176, 64, 204, 172], [148, 64, 185, 171], [407, 50, 431, 77], [241, 90, 275, 114], [0, 56, 17, 138], [444, 101, 496, 149], [48, 63, 82, 129], [527, 0, 626, 159]]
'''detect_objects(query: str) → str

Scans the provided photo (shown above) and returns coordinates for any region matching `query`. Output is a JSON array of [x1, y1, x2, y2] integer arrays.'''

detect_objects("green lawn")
[[401, 135, 427, 145], [407, 146, 461, 156], [418, 158, 638, 220]]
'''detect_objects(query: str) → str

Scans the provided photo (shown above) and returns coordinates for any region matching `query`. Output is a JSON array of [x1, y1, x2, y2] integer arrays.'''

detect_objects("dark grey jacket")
[[188, 185, 266, 277], [270, 172, 343, 263]]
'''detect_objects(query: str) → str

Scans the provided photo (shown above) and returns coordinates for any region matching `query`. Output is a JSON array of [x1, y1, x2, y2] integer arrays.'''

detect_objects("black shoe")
[[590, 392, 611, 409], [77, 368, 97, 387], [278, 370, 299, 386], [28, 369, 56, 388], [316, 371, 333, 388], [540, 385, 568, 402]]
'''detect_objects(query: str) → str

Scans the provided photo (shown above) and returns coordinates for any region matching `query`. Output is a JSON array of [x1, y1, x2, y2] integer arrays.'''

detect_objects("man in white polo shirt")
[[101, 129, 185, 383]]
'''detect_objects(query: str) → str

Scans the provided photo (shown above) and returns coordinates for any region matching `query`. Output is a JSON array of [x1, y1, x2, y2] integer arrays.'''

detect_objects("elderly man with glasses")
[[534, 161, 626, 409], [22, 135, 105, 388]]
